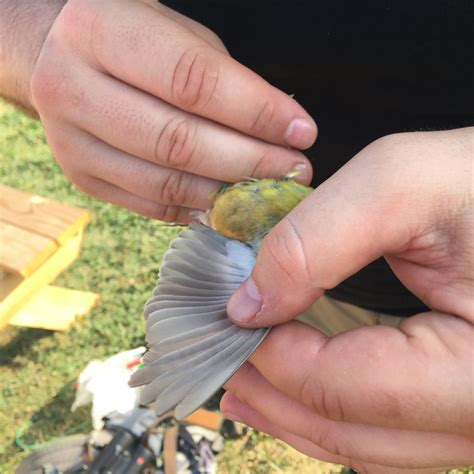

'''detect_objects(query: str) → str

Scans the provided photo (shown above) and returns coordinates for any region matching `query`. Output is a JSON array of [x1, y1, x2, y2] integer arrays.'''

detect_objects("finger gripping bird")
[[129, 172, 312, 419]]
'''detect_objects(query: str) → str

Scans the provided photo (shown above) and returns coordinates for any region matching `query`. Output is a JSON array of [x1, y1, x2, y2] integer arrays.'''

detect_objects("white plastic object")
[[71, 347, 146, 429]]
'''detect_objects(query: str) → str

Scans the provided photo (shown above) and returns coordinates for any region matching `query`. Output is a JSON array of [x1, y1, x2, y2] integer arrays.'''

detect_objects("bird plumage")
[[129, 174, 312, 419]]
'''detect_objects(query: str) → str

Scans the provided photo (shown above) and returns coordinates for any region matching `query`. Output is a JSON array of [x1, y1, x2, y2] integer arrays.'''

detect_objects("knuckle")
[[155, 118, 200, 170], [227, 365, 257, 405], [312, 344, 349, 423], [247, 148, 303, 180], [173, 207, 193, 224], [31, 0, 104, 111], [48, 139, 83, 180], [313, 376, 346, 422], [201, 29, 227, 52], [284, 216, 314, 281], [369, 131, 403, 154], [51, 148, 73, 175], [49, 135, 91, 177], [171, 47, 219, 109], [308, 424, 344, 457], [247, 150, 278, 178], [156, 204, 181, 223], [262, 232, 297, 285], [57, 0, 99, 47], [264, 216, 313, 285], [30, 62, 67, 110], [57, 0, 105, 67], [159, 171, 191, 206], [250, 99, 276, 135], [146, 205, 166, 221], [59, 0, 88, 32], [60, 0, 100, 38], [298, 370, 319, 413], [69, 173, 95, 195], [31, 49, 85, 114], [137, 202, 167, 221]]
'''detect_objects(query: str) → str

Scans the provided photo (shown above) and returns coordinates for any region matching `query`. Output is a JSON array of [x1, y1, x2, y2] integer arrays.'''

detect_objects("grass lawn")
[[0, 100, 472, 474]]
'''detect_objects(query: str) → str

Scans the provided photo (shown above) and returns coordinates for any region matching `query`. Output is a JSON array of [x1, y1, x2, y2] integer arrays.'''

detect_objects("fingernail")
[[291, 163, 312, 183], [228, 277, 262, 323], [285, 118, 317, 149]]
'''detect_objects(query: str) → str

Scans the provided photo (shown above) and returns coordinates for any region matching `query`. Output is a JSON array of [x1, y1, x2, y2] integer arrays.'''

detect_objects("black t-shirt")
[[162, 0, 473, 316]]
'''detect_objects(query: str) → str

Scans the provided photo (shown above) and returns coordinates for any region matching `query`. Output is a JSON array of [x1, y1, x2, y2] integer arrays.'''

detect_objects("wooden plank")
[[0, 221, 58, 276], [0, 231, 84, 330], [184, 408, 223, 431], [0, 270, 22, 300], [0, 184, 91, 245], [9, 285, 100, 331]]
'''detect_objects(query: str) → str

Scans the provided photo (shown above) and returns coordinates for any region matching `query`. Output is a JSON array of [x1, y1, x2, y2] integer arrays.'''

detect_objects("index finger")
[[66, 0, 317, 149], [249, 314, 473, 438]]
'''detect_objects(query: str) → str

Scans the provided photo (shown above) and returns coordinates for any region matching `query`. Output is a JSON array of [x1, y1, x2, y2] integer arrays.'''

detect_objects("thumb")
[[226, 130, 469, 327]]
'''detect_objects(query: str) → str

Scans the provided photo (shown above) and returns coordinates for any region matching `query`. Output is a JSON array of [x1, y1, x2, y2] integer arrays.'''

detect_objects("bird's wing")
[[129, 223, 270, 420]]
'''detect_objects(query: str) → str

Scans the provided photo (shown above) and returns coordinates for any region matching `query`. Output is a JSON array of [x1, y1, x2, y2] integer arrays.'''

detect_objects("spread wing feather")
[[129, 223, 270, 419]]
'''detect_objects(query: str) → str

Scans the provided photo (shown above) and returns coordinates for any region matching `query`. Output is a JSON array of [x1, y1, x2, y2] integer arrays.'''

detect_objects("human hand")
[[223, 127, 474, 472], [29, 0, 315, 220]]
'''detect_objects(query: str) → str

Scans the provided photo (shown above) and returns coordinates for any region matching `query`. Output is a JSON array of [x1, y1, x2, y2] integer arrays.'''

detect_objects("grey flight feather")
[[129, 223, 270, 419]]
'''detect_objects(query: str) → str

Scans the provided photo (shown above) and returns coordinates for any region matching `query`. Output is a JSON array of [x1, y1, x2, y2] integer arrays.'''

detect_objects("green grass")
[[0, 100, 337, 473]]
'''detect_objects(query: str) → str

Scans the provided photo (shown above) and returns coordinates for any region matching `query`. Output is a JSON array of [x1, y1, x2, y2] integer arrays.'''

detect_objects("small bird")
[[129, 172, 312, 419]]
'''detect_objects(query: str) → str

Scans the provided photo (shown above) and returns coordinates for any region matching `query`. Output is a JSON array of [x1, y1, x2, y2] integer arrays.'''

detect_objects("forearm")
[[0, 0, 65, 113]]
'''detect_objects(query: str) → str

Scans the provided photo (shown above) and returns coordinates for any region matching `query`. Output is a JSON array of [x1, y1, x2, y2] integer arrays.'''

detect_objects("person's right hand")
[[30, 0, 316, 221]]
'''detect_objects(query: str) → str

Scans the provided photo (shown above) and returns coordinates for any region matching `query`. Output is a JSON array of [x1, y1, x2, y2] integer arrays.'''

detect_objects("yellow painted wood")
[[0, 231, 84, 330], [0, 184, 91, 246], [0, 270, 22, 301], [0, 221, 58, 277], [9, 285, 100, 331]]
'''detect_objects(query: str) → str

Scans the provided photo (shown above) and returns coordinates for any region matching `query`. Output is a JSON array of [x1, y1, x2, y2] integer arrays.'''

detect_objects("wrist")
[[0, 0, 65, 113]]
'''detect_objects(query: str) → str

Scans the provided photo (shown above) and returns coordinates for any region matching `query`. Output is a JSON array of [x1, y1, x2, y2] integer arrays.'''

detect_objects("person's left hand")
[[221, 128, 474, 472]]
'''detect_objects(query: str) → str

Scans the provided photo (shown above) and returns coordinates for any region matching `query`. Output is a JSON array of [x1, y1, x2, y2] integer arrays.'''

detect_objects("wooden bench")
[[0, 184, 99, 331]]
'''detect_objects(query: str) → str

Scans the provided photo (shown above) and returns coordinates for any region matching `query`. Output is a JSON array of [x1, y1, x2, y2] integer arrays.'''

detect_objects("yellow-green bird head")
[[130, 172, 313, 420], [209, 172, 312, 244]]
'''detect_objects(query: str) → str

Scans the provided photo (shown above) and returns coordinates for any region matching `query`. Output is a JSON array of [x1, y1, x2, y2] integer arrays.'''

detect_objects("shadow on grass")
[[7, 379, 92, 462], [0, 327, 52, 368]]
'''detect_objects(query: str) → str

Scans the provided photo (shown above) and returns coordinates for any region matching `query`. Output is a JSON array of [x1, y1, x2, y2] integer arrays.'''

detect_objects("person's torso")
[[162, 0, 473, 315]]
